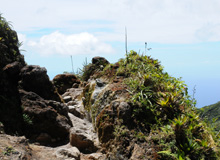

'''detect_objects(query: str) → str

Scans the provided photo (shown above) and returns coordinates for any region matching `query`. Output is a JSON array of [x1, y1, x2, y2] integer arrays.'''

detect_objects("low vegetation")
[[81, 51, 220, 159], [198, 101, 220, 131], [0, 14, 24, 68]]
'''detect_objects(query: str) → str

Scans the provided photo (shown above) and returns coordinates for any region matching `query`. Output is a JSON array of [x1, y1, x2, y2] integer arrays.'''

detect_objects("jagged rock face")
[[19, 89, 72, 143], [83, 78, 131, 143], [0, 63, 25, 134], [19, 65, 61, 102], [82, 78, 139, 159], [53, 74, 81, 95], [0, 73, 24, 134], [0, 16, 26, 134], [96, 100, 133, 143], [0, 17, 71, 139]]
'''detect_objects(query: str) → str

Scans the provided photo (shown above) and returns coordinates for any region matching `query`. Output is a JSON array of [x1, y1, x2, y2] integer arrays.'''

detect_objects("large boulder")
[[81, 57, 109, 81], [53, 74, 81, 95], [19, 65, 61, 102], [55, 147, 80, 160], [92, 56, 109, 66], [3, 62, 24, 82], [69, 128, 97, 154], [68, 113, 98, 153], [19, 89, 72, 143]]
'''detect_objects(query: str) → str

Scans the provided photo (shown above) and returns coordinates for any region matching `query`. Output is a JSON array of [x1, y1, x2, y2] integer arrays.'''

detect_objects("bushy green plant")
[[23, 113, 33, 125], [80, 50, 220, 159], [118, 51, 187, 129], [114, 51, 220, 159], [0, 14, 25, 68], [2, 146, 17, 156]]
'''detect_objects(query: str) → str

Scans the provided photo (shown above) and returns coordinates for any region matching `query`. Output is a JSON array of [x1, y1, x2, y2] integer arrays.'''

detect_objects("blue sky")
[[1, 0, 220, 108]]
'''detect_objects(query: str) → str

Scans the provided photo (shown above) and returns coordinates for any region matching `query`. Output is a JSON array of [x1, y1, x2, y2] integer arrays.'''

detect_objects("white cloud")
[[17, 33, 27, 51], [195, 23, 220, 42], [27, 31, 114, 56], [2, 0, 220, 43], [17, 33, 26, 43]]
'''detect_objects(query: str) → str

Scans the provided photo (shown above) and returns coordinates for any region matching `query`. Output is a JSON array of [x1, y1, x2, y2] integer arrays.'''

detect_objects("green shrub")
[[23, 114, 33, 125], [115, 51, 220, 159]]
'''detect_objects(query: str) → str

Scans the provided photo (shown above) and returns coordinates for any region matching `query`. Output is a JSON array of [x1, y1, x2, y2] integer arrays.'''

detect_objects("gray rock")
[[55, 147, 80, 160], [63, 96, 72, 103], [68, 113, 99, 153], [63, 88, 83, 102], [96, 78, 105, 87], [82, 153, 106, 160], [67, 101, 77, 106], [68, 105, 84, 119], [62, 91, 70, 97]]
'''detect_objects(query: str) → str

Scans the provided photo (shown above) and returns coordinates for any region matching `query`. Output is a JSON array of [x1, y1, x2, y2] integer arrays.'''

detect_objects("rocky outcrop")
[[53, 74, 81, 94], [80, 54, 212, 159], [0, 15, 26, 134], [19, 65, 61, 102], [19, 89, 72, 143], [0, 67, 24, 134], [82, 77, 131, 144]]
